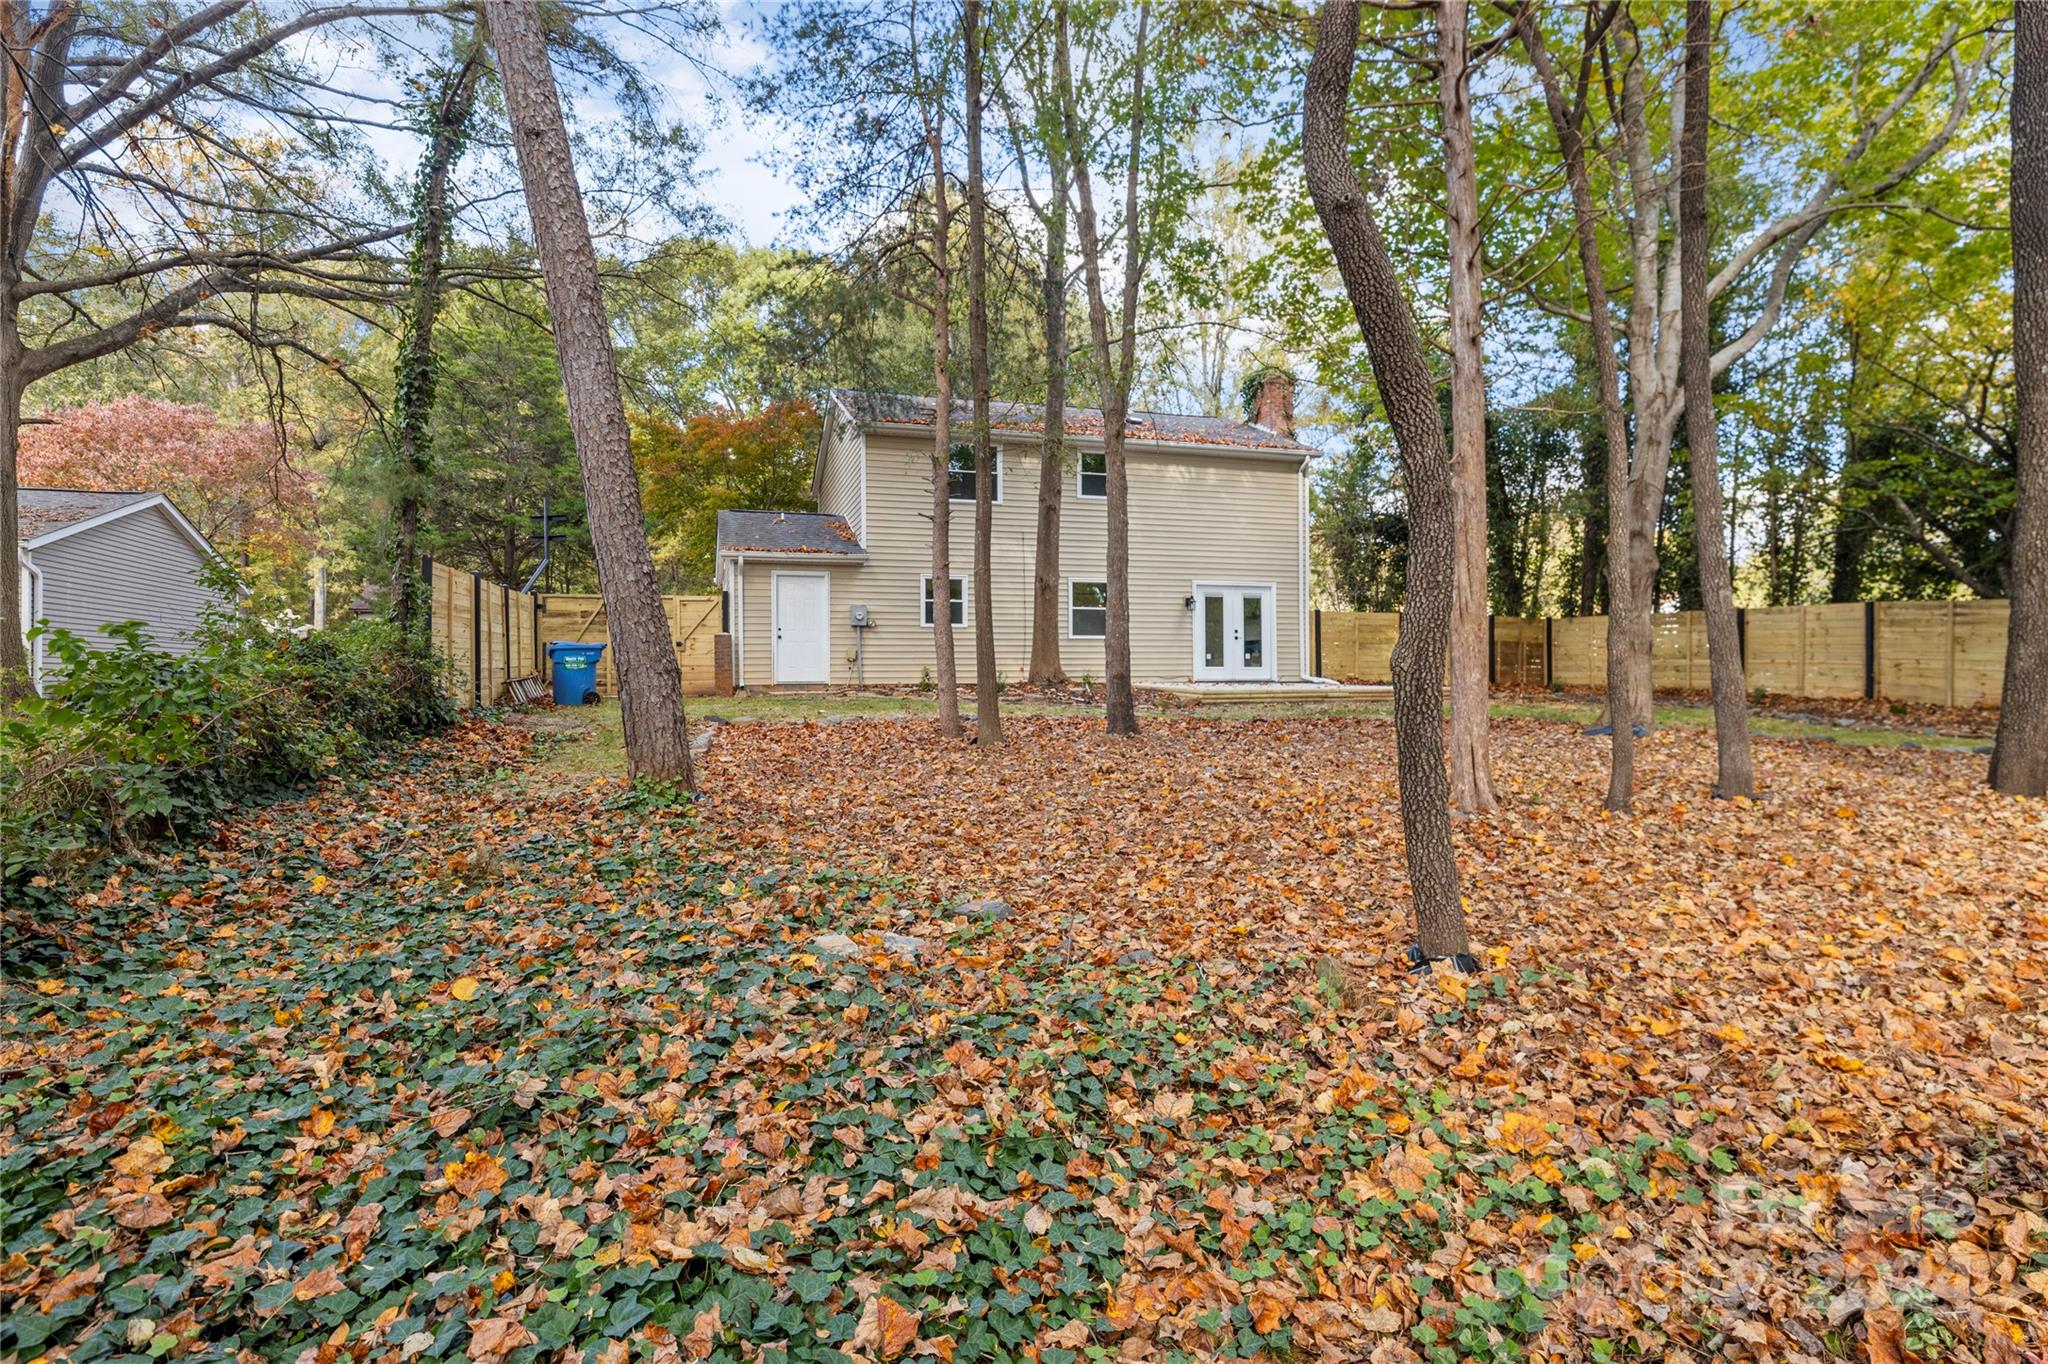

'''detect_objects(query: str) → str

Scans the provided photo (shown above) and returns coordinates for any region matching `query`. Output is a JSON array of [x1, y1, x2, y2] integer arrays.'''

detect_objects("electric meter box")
[[849, 604, 870, 628]]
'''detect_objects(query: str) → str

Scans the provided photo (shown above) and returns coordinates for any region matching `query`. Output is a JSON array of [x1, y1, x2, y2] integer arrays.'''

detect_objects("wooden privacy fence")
[[536, 593, 723, 697], [424, 558, 542, 709], [1315, 598, 2011, 707]]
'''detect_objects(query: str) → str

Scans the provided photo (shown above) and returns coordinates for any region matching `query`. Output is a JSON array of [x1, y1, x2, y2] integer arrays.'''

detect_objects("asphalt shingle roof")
[[18, 487, 158, 543], [829, 389, 1314, 454], [717, 509, 866, 557]]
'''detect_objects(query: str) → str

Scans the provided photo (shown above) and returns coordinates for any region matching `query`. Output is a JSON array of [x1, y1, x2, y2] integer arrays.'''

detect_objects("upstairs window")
[[1069, 580, 1107, 638], [1077, 449, 1107, 499], [922, 574, 966, 627], [948, 444, 1001, 503]]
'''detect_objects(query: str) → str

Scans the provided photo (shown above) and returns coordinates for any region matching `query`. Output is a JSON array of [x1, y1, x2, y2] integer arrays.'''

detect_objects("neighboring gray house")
[[17, 488, 227, 688]]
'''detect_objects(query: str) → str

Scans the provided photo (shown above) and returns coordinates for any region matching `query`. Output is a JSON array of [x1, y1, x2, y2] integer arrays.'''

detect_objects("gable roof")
[[18, 487, 160, 542], [18, 487, 224, 572], [716, 509, 866, 559], [826, 389, 1316, 455]]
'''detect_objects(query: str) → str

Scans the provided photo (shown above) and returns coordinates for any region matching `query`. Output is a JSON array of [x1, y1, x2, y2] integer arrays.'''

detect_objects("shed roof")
[[716, 509, 865, 558], [828, 389, 1314, 454], [18, 487, 160, 543]]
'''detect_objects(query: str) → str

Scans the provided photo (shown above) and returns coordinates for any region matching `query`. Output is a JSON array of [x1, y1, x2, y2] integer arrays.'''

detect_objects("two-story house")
[[714, 380, 1315, 689]]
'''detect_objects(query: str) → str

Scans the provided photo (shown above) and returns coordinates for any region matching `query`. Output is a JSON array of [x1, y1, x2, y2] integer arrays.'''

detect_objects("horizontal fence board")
[[1316, 598, 2008, 707]]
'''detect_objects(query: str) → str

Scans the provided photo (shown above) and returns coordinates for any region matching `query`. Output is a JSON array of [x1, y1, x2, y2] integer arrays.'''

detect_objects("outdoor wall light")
[[1184, 595, 1195, 610]]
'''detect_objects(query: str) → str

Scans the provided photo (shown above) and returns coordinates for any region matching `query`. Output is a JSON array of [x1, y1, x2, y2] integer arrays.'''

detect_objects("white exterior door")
[[773, 573, 830, 683], [1193, 583, 1275, 681]]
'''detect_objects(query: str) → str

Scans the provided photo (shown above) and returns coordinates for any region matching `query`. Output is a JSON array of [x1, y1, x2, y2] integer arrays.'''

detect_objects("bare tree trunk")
[[0, 306, 24, 701], [917, 3, 962, 740], [1996, 0, 2048, 797], [1305, 0, 1471, 966], [1680, 0, 1755, 800], [392, 53, 483, 639], [486, 1, 691, 785], [1437, 0, 1497, 816], [1058, 0, 1146, 737], [965, 0, 1001, 744], [1514, 4, 1636, 811], [1028, 139, 1071, 686]]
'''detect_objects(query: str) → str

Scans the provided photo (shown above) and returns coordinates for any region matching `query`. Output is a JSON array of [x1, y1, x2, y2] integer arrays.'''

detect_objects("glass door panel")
[[1202, 593, 1226, 671], [1240, 593, 1263, 671]]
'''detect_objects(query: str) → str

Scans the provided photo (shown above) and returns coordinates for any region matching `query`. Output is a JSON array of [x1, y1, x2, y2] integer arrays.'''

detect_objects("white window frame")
[[947, 443, 1003, 505], [920, 573, 968, 628], [1066, 578, 1108, 640], [1076, 448, 1107, 500]]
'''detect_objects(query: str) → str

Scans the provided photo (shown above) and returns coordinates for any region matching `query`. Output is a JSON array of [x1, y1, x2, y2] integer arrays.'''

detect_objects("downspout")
[[1298, 460, 1340, 685]]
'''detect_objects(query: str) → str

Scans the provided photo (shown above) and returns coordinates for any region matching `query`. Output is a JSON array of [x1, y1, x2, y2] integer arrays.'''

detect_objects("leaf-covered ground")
[[2, 714, 2043, 1364]]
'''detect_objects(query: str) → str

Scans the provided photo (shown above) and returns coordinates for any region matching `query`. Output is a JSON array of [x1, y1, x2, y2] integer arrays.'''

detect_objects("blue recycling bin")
[[547, 641, 607, 705]]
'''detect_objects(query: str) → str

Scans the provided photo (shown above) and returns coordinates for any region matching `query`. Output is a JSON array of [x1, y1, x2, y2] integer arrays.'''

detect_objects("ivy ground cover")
[[2, 714, 2044, 1364]]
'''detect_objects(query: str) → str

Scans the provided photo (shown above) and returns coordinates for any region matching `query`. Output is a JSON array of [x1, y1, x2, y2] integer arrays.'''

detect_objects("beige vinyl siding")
[[739, 430, 1305, 687], [731, 557, 870, 688], [815, 416, 866, 539], [27, 504, 218, 657]]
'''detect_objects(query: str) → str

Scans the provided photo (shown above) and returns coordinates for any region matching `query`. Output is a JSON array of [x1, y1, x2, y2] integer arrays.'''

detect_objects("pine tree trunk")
[[1304, 0, 1470, 964], [1437, 0, 1497, 816], [0, 322, 24, 702], [392, 57, 481, 639], [1515, 6, 1637, 810], [1028, 145, 1070, 687], [965, 0, 1001, 744], [1680, 0, 1755, 800], [486, 1, 691, 785], [1995, 0, 2048, 797]]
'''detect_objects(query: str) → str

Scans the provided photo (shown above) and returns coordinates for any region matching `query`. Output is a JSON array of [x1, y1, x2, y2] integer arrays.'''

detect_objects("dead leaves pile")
[[702, 713, 2048, 1361]]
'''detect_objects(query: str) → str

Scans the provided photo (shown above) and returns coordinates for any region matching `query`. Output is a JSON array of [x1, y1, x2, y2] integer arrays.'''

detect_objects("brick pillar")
[[713, 633, 735, 697]]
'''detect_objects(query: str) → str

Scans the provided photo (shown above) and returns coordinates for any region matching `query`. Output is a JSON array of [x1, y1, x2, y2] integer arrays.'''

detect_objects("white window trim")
[[947, 444, 1004, 506], [920, 572, 968, 628], [1075, 449, 1107, 500], [1066, 577, 1108, 640]]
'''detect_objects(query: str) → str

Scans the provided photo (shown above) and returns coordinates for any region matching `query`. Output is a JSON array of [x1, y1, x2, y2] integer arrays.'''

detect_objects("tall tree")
[[1059, 0, 1148, 736], [486, 0, 692, 785], [1436, 0, 1498, 815], [1502, 4, 1999, 731], [1996, 0, 2048, 798], [1512, 3, 1637, 811], [912, 0, 964, 739], [0, 2, 426, 700], [998, 27, 1073, 688], [392, 45, 487, 638], [1678, 0, 1755, 800], [965, 0, 1001, 743], [1304, 0, 1471, 965]]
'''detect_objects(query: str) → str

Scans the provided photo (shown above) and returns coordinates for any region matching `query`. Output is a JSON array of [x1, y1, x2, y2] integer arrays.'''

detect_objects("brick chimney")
[[1249, 370, 1295, 439]]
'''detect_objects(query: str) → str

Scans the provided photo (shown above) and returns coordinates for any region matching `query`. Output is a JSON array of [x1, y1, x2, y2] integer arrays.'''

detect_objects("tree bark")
[[916, 0, 962, 739], [1304, 0, 1471, 964], [1027, 128, 1071, 686], [485, 0, 691, 785], [1437, 0, 1497, 816], [1058, 0, 1145, 736], [1513, 3, 1636, 811], [1679, 0, 1755, 800], [965, 0, 1001, 743], [392, 52, 483, 639], [1995, 0, 2048, 797]]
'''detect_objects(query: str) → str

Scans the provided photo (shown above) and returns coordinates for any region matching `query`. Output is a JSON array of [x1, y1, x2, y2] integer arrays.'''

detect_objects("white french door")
[[1192, 583, 1275, 681]]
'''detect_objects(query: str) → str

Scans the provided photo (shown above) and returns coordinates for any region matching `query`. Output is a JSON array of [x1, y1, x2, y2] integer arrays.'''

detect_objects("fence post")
[[1736, 607, 1747, 669], [1863, 600, 1877, 699], [1314, 609, 1323, 678], [1487, 615, 1497, 686], [471, 572, 482, 709], [1946, 599, 1957, 708], [1543, 617, 1553, 688]]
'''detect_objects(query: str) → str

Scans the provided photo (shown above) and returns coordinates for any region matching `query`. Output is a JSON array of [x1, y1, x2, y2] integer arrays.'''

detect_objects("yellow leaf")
[[450, 976, 480, 1001]]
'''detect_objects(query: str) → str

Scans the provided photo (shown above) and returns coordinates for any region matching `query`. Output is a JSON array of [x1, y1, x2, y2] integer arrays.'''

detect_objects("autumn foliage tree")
[[635, 400, 822, 590], [19, 398, 317, 587]]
